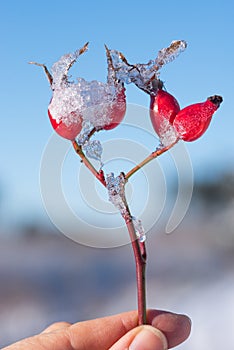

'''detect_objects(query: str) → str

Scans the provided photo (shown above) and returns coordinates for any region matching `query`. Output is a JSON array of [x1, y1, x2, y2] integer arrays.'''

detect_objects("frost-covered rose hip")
[[101, 45, 126, 131], [48, 108, 83, 140], [173, 95, 223, 142], [30, 44, 89, 141], [102, 86, 126, 130], [150, 80, 180, 138], [30, 42, 127, 141]]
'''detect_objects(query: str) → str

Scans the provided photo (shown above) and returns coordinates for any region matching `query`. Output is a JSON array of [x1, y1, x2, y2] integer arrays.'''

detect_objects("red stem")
[[72, 140, 106, 186], [125, 141, 178, 180], [72, 139, 148, 325], [125, 219, 147, 325]]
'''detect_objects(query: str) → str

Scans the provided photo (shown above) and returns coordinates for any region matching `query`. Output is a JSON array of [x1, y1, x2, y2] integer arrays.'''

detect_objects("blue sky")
[[0, 0, 233, 231]]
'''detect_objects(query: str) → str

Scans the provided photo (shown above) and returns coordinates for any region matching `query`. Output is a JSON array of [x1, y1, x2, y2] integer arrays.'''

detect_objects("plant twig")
[[125, 217, 147, 325], [72, 140, 106, 186], [71, 137, 177, 326], [28, 62, 53, 87], [125, 140, 178, 180], [120, 184, 147, 325]]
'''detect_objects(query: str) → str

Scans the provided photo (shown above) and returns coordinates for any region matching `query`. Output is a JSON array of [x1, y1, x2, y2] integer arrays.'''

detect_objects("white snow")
[[49, 45, 123, 130]]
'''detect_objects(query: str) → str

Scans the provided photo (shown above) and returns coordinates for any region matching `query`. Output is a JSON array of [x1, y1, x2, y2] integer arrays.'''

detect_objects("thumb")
[[110, 325, 168, 350]]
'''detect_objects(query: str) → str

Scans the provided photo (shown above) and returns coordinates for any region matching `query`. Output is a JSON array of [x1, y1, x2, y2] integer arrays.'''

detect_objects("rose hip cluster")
[[32, 42, 223, 144], [150, 80, 223, 142], [48, 74, 222, 145], [30, 42, 223, 328], [49, 79, 222, 143]]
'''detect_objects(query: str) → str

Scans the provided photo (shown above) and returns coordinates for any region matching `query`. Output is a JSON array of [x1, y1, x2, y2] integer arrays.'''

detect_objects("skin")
[[3, 309, 191, 350]]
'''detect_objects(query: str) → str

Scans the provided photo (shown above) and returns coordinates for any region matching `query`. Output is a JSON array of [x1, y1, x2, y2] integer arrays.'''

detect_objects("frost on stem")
[[155, 40, 187, 71], [83, 140, 103, 164], [106, 173, 129, 218], [132, 217, 146, 243], [109, 40, 187, 95], [76, 122, 103, 164], [77, 121, 94, 146], [49, 43, 125, 130]]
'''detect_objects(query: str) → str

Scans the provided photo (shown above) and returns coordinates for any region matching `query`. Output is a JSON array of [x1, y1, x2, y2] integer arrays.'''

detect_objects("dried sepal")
[[107, 40, 187, 95]]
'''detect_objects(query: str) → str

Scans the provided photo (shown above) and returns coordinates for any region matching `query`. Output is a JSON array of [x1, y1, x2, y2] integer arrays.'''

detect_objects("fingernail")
[[129, 325, 168, 350]]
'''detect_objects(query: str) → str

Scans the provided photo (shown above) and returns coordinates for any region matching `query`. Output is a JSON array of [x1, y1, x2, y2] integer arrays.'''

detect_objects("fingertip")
[[129, 326, 168, 350], [110, 325, 168, 350], [152, 312, 192, 348]]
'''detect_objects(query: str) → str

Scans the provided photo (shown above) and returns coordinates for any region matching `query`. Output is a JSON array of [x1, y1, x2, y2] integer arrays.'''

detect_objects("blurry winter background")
[[0, 0, 234, 348]]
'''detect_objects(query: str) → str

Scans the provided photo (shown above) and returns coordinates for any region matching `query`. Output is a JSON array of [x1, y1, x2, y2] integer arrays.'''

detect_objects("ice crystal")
[[158, 119, 179, 147], [77, 121, 94, 146], [155, 40, 187, 71], [132, 217, 146, 242], [109, 40, 187, 95], [48, 43, 124, 131], [105, 44, 118, 85], [82, 139, 103, 163], [51, 43, 89, 89], [106, 173, 128, 217], [77, 122, 103, 163], [49, 79, 121, 129]]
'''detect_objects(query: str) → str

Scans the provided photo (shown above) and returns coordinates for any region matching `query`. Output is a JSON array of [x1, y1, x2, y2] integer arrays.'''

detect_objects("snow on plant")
[[30, 40, 222, 325]]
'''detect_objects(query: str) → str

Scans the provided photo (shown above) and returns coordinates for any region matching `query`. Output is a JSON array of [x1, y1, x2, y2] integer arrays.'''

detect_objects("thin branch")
[[72, 140, 147, 325], [28, 62, 53, 87], [125, 140, 178, 180], [120, 191, 147, 325], [71, 137, 177, 326], [87, 127, 98, 140], [125, 218, 147, 325], [72, 140, 106, 186]]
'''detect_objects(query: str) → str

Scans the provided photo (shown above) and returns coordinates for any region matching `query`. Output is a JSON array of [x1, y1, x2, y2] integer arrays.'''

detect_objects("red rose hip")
[[48, 108, 83, 140], [173, 95, 223, 142], [103, 87, 126, 130], [150, 81, 180, 138]]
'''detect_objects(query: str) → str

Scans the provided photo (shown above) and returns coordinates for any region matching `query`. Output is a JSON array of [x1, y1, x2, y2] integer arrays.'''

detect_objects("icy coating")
[[106, 173, 146, 241], [109, 40, 187, 95], [49, 43, 124, 130], [106, 173, 128, 217], [158, 119, 179, 147], [82, 139, 103, 163], [48, 40, 186, 131], [132, 217, 146, 242]]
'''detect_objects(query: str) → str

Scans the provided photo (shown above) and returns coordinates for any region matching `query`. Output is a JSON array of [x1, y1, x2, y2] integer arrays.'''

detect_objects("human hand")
[[3, 309, 191, 350]]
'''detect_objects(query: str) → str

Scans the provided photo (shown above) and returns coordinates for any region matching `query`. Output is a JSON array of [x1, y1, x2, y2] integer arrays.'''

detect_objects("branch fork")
[[72, 133, 177, 325]]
